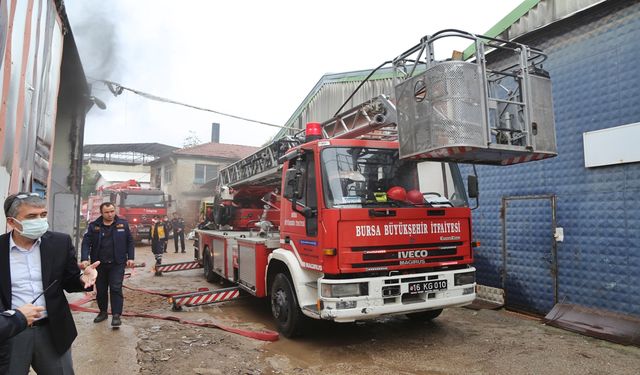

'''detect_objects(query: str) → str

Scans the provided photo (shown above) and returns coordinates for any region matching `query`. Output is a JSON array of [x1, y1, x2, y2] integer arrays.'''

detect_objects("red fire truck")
[[196, 30, 556, 337], [87, 179, 168, 242]]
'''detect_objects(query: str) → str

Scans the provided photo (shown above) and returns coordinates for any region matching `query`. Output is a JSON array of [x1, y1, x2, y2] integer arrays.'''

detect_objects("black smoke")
[[64, 1, 120, 81]]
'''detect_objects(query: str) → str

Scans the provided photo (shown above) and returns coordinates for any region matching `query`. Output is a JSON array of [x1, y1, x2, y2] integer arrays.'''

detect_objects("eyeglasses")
[[4, 192, 43, 216], [15, 193, 41, 199]]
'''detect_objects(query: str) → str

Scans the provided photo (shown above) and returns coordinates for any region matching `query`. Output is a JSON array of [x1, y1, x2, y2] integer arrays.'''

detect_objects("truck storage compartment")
[[236, 237, 278, 297], [209, 232, 238, 281]]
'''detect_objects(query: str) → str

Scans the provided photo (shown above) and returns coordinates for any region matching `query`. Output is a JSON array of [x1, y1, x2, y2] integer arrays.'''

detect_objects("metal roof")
[[274, 67, 398, 140], [97, 171, 150, 183], [173, 142, 259, 159], [147, 142, 260, 166], [463, 0, 607, 59], [274, 0, 608, 142], [84, 143, 178, 157]]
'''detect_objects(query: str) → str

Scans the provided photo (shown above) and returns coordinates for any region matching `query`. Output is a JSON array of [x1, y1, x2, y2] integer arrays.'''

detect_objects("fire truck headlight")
[[321, 282, 368, 298], [454, 271, 475, 286]]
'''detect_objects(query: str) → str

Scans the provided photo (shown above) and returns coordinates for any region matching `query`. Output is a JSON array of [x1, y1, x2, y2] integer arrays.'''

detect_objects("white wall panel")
[[583, 122, 640, 167]]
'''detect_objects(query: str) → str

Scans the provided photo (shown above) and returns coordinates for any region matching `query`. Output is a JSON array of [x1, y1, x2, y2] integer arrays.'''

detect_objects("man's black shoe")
[[111, 314, 122, 327], [181, 251, 186, 253], [93, 311, 108, 323], [174, 251, 178, 253]]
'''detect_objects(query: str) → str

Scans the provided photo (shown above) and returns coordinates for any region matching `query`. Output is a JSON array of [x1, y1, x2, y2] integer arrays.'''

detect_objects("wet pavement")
[[67, 242, 640, 375], [72, 311, 140, 374]]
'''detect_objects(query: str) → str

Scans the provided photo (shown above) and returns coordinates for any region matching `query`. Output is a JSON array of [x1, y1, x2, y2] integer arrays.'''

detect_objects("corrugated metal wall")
[[281, 75, 395, 137], [0, 0, 64, 229], [463, 0, 640, 317]]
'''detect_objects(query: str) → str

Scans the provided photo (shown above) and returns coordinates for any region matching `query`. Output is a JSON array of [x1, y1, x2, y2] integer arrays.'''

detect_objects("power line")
[[90, 78, 290, 129]]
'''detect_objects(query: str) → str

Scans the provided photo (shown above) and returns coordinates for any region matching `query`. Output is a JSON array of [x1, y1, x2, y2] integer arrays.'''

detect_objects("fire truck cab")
[[272, 138, 477, 328], [87, 180, 167, 242]]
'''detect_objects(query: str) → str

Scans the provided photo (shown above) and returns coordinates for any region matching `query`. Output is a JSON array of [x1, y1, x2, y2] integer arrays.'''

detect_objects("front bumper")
[[314, 267, 475, 322]]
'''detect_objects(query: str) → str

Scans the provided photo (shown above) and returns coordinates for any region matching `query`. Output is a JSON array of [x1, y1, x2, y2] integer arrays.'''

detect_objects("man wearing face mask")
[[1, 192, 100, 374]]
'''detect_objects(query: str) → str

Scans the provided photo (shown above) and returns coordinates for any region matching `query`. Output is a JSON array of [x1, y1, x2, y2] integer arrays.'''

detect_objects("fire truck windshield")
[[122, 193, 165, 207], [321, 147, 468, 209]]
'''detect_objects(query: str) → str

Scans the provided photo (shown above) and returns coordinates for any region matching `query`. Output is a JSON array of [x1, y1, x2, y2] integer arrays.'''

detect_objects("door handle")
[[368, 209, 396, 217]]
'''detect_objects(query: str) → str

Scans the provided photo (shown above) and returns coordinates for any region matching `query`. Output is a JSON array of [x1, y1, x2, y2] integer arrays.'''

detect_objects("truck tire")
[[406, 308, 443, 321], [203, 247, 219, 283], [270, 273, 305, 338]]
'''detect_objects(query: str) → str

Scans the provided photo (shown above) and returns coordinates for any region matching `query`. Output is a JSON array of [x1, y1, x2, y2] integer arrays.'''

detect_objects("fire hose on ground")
[[69, 283, 279, 342]]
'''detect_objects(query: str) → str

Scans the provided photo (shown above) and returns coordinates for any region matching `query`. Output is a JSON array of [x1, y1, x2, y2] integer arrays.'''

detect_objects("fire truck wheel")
[[406, 308, 443, 321], [270, 273, 305, 338], [203, 248, 220, 283]]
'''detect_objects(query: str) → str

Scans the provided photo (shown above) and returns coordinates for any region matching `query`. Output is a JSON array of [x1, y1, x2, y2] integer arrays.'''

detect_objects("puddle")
[[122, 247, 466, 370]]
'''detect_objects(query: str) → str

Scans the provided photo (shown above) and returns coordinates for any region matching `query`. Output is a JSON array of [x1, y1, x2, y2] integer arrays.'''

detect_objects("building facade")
[[149, 142, 258, 231], [461, 0, 640, 318], [1, 0, 91, 246]]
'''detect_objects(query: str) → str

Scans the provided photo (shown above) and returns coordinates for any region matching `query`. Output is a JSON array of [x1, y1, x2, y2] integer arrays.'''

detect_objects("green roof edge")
[[276, 1, 541, 141], [273, 67, 398, 140], [462, 0, 541, 60]]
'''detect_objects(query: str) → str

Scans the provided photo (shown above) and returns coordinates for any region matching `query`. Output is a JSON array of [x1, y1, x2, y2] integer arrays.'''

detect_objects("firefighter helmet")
[[387, 186, 407, 201], [406, 189, 424, 204]]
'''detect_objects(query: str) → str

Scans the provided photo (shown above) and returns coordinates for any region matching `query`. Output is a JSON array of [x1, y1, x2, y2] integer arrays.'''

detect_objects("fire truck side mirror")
[[295, 167, 306, 199], [167, 194, 172, 207], [283, 168, 304, 199], [283, 169, 297, 199], [467, 175, 479, 199]]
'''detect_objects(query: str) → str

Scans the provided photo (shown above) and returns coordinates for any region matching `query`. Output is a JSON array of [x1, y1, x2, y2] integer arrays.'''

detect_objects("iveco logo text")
[[399, 250, 429, 258]]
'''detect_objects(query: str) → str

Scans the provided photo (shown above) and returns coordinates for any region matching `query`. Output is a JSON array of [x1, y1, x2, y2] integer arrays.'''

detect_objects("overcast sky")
[[65, 0, 523, 148]]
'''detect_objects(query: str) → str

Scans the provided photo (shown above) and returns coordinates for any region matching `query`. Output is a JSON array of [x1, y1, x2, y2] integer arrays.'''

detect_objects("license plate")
[[408, 280, 448, 294]]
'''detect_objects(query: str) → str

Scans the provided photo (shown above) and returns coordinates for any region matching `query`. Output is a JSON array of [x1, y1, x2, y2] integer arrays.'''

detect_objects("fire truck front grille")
[[362, 247, 457, 260], [346, 241, 466, 270], [351, 241, 463, 252], [351, 256, 464, 269]]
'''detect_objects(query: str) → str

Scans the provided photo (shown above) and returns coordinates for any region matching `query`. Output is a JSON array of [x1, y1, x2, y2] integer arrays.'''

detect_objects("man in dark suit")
[[0, 304, 44, 339], [1, 192, 99, 374], [0, 303, 44, 373], [81, 202, 134, 327]]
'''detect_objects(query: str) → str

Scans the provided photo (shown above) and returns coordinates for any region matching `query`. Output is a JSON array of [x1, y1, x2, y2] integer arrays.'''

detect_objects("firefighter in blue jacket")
[[81, 202, 134, 327]]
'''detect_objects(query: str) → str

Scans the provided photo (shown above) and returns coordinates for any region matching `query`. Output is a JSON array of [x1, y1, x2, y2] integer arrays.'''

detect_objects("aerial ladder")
[[217, 28, 557, 190]]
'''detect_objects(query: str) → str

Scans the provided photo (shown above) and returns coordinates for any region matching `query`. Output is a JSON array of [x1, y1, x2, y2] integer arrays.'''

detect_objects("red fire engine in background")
[[86, 179, 168, 243], [195, 30, 557, 337]]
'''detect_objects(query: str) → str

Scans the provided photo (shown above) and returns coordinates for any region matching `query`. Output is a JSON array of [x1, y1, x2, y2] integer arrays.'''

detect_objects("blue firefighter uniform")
[[81, 215, 134, 316]]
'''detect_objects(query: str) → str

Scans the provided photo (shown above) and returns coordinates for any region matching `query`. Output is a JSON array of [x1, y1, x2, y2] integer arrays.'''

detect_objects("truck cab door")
[[282, 152, 321, 270], [283, 152, 318, 237]]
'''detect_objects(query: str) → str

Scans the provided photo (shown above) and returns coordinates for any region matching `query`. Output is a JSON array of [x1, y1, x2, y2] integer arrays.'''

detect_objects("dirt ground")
[[68, 242, 640, 375]]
